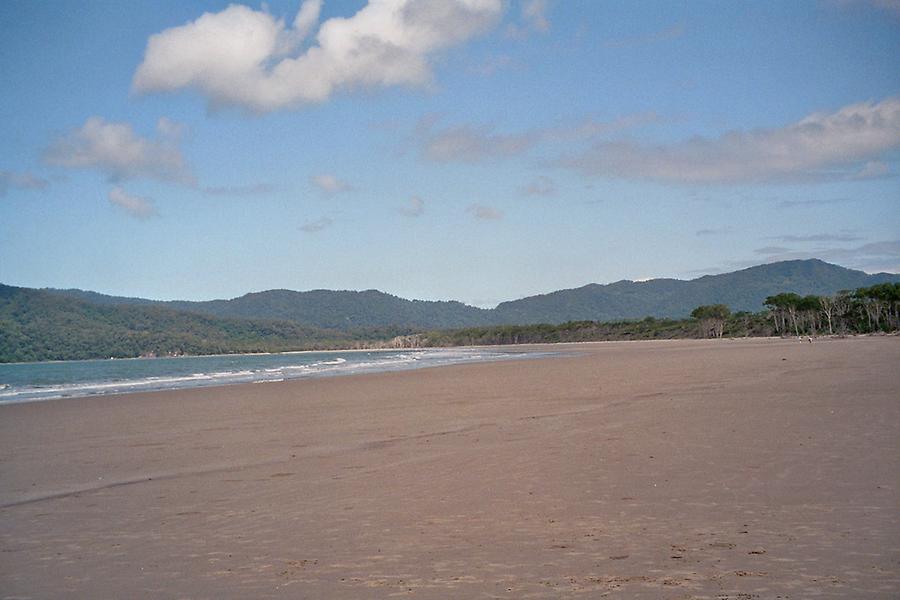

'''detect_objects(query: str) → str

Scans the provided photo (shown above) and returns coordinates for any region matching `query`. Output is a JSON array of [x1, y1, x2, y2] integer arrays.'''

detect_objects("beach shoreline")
[[1, 336, 898, 598]]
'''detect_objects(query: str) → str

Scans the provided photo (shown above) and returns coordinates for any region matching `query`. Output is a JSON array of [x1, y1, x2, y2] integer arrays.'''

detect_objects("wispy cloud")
[[521, 175, 556, 196], [469, 54, 515, 77], [415, 112, 658, 163], [833, 0, 900, 18], [202, 183, 275, 196], [419, 122, 535, 163], [754, 245, 792, 255], [752, 240, 900, 273], [399, 195, 424, 217], [108, 186, 157, 219], [767, 233, 863, 243], [557, 96, 900, 184], [468, 204, 503, 220], [310, 174, 352, 195], [505, 0, 551, 39], [133, 0, 502, 113], [695, 227, 732, 236], [603, 23, 685, 49], [45, 117, 194, 185], [776, 197, 855, 209], [852, 160, 890, 179], [299, 216, 333, 232], [0, 170, 49, 196]]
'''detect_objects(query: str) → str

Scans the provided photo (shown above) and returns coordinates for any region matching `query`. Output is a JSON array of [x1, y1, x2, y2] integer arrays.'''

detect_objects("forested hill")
[[0, 285, 403, 362], [43, 259, 900, 329], [48, 288, 496, 330], [492, 259, 900, 324]]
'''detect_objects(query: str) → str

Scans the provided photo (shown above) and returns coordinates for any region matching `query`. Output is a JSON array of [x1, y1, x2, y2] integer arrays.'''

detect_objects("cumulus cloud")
[[133, 0, 502, 112], [468, 203, 503, 220], [108, 186, 157, 219], [521, 175, 556, 196], [45, 117, 194, 184], [558, 97, 900, 184], [0, 170, 49, 196], [311, 174, 353, 195], [399, 195, 424, 216], [300, 216, 333, 232]]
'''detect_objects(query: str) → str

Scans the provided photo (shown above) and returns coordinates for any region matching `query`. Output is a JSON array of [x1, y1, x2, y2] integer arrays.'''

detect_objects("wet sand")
[[1, 337, 899, 598]]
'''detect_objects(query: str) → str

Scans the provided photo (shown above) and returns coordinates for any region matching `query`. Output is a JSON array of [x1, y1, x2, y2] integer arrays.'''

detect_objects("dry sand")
[[1, 337, 899, 598]]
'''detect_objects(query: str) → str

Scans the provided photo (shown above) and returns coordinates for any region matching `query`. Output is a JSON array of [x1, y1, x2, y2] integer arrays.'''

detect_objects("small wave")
[[318, 358, 347, 366], [0, 347, 531, 404]]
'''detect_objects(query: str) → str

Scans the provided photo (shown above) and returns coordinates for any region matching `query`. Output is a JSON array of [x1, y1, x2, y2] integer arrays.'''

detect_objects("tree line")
[[762, 283, 900, 336], [425, 283, 900, 347], [3, 283, 898, 362]]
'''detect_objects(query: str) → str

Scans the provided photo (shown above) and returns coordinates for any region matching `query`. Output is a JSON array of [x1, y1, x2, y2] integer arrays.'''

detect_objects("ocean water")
[[0, 348, 535, 404]]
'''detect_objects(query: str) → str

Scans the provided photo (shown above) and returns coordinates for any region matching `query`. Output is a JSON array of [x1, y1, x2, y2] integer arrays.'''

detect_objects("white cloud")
[[133, 0, 502, 113], [468, 203, 503, 220], [0, 170, 49, 196], [558, 97, 900, 184], [400, 195, 424, 216], [300, 216, 333, 232], [45, 117, 194, 184], [311, 174, 352, 194], [521, 175, 556, 196], [108, 186, 157, 219], [289, 0, 322, 45]]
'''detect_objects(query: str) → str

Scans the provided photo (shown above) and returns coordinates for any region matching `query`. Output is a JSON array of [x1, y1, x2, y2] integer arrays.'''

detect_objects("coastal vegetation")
[[43, 259, 899, 329], [419, 285, 900, 348], [2, 275, 898, 363], [0, 284, 413, 363]]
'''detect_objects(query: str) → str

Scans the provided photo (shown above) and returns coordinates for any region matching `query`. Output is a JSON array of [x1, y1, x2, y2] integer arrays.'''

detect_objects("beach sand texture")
[[1, 337, 898, 598]]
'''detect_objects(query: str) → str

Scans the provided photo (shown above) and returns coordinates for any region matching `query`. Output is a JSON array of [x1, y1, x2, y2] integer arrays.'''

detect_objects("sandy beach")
[[1, 336, 898, 598]]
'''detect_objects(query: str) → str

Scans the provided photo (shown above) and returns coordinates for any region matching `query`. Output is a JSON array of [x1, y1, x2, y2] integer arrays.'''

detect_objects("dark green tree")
[[691, 304, 731, 338]]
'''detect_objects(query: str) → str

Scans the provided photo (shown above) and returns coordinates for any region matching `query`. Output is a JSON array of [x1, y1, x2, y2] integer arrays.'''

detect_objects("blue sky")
[[1, 0, 898, 307]]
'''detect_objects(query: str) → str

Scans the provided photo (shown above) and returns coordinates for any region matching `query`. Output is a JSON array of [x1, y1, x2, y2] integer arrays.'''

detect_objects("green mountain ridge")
[[0, 285, 408, 363], [44, 259, 900, 328], [493, 259, 900, 323], [4, 259, 898, 363]]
